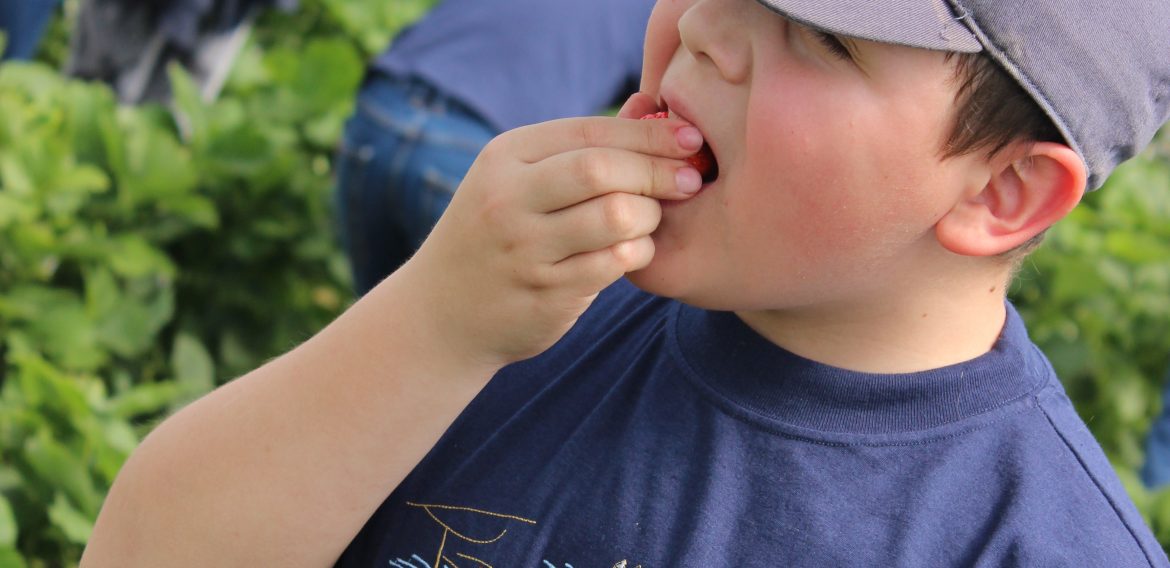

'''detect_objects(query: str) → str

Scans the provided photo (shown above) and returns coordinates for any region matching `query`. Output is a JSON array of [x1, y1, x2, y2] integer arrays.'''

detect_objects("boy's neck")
[[735, 271, 1012, 375]]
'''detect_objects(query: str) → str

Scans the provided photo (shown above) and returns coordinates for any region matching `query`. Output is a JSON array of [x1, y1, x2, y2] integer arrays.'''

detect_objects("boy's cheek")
[[640, 0, 691, 97]]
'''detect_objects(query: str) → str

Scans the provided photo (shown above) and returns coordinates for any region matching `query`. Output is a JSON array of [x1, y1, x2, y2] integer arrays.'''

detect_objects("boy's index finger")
[[511, 115, 703, 165], [527, 146, 701, 213]]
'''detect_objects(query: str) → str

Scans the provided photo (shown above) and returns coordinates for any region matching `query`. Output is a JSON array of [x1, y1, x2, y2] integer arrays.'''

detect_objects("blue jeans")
[[1142, 366, 1170, 488], [333, 73, 497, 296], [0, 0, 59, 60]]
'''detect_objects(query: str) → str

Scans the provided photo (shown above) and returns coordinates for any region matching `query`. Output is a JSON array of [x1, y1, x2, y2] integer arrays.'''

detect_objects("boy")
[[83, 0, 1170, 566]]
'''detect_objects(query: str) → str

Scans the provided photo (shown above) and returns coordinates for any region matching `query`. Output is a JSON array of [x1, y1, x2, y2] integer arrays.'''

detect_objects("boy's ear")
[[936, 142, 1087, 257]]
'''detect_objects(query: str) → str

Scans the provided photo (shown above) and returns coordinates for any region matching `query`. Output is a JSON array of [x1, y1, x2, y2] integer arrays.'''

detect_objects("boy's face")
[[627, 0, 991, 311]]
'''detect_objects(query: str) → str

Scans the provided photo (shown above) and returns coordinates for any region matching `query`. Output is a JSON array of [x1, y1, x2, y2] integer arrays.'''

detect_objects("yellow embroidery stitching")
[[435, 528, 449, 568], [455, 552, 494, 568], [406, 501, 537, 568], [418, 507, 509, 545], [406, 501, 537, 525]]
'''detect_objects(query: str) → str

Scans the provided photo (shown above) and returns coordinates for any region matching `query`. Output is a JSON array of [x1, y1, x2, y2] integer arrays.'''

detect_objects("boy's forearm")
[[81, 270, 501, 567]]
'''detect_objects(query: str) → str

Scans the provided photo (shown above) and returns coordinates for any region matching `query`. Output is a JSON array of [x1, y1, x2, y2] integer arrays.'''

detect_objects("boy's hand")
[[82, 93, 701, 568], [398, 102, 703, 367]]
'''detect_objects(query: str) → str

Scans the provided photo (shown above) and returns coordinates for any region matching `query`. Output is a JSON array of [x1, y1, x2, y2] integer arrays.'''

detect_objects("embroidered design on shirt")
[[404, 501, 537, 568]]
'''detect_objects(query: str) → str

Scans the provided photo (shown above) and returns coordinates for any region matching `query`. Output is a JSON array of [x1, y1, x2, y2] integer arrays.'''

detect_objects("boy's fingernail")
[[676, 167, 702, 195], [676, 126, 703, 151]]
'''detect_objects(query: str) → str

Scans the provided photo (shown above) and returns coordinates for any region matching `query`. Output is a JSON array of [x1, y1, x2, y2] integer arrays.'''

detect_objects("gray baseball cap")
[[755, 0, 1170, 190]]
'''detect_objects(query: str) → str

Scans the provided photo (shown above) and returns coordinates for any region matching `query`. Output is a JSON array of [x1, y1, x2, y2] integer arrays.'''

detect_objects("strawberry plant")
[[0, 0, 435, 564]]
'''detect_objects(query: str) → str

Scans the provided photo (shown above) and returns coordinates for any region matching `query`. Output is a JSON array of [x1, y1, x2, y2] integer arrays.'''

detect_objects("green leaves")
[[47, 494, 93, 546], [170, 333, 215, 407], [103, 109, 200, 213], [0, 478, 22, 567], [7, 287, 106, 371], [0, 342, 164, 563], [319, 0, 436, 56], [0, 496, 16, 547], [0, 0, 403, 563], [294, 39, 364, 120], [24, 434, 103, 520], [0, 548, 26, 568]]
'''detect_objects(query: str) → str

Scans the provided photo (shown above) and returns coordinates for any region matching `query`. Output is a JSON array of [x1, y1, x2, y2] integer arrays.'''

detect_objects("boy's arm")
[[80, 95, 693, 567]]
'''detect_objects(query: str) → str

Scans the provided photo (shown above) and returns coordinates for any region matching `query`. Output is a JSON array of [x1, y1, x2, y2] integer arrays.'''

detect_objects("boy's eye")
[[812, 30, 853, 61]]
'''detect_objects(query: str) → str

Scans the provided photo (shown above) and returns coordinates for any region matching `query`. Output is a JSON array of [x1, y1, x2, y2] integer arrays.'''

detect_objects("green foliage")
[[1011, 129, 1170, 543], [0, 0, 435, 564], [0, 59, 200, 567]]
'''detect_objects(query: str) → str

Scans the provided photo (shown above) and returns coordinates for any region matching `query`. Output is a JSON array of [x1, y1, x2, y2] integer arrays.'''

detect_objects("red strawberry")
[[685, 147, 717, 183], [639, 111, 718, 183]]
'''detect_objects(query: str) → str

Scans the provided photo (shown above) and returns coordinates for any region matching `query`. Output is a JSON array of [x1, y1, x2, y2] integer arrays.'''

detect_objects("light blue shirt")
[[374, 0, 655, 132]]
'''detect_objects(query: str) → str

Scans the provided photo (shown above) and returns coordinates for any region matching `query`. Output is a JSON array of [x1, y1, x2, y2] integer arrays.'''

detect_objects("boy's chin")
[[626, 257, 760, 312], [625, 264, 698, 302], [625, 265, 673, 295], [626, 270, 741, 312]]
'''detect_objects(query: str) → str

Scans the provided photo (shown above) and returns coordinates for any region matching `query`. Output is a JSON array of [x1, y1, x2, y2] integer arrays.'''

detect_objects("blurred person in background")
[[0, 0, 60, 61], [334, 0, 656, 296], [66, 0, 296, 104]]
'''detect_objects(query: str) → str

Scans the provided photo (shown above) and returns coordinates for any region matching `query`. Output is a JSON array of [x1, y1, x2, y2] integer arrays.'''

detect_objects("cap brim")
[[755, 0, 982, 53]]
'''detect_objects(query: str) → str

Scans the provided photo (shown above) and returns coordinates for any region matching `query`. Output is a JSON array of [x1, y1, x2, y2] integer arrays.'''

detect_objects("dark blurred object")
[[0, 0, 61, 60], [1142, 365, 1170, 489], [66, 0, 296, 104]]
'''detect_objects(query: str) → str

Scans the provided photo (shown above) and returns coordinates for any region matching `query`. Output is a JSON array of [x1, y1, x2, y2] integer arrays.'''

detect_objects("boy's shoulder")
[[1030, 382, 1169, 561], [1004, 379, 1168, 565]]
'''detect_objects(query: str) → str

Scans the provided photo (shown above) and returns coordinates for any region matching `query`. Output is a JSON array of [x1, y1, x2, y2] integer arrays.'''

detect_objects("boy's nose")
[[678, 0, 752, 85]]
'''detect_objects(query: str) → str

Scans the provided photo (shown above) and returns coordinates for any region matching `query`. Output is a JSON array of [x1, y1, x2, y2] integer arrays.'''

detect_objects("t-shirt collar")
[[669, 300, 1050, 435]]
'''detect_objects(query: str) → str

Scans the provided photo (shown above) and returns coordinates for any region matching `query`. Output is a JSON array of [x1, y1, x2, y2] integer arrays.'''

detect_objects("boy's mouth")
[[639, 107, 719, 185]]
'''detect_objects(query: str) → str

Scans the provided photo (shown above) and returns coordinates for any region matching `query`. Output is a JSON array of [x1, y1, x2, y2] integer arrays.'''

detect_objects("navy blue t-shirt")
[[374, 0, 655, 132], [336, 280, 1167, 567]]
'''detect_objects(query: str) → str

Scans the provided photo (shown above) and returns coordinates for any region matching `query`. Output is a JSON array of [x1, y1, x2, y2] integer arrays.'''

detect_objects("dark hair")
[[941, 52, 1065, 258], [943, 53, 1063, 159]]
